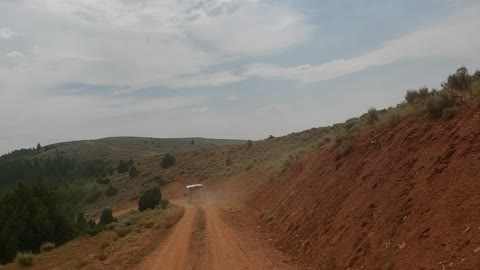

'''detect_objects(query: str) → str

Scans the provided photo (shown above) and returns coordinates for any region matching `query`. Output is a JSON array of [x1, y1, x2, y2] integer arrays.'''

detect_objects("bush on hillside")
[[39, 242, 55, 253], [99, 208, 117, 226], [159, 199, 169, 209], [225, 157, 232, 166], [85, 219, 100, 236], [117, 160, 129, 174], [405, 87, 430, 104], [115, 226, 131, 238], [367, 107, 378, 123], [161, 153, 176, 169], [105, 184, 118, 197], [424, 89, 462, 119], [247, 140, 253, 147], [129, 165, 139, 178], [76, 213, 87, 232], [96, 177, 110, 185], [15, 252, 34, 267], [86, 187, 102, 203], [446, 66, 471, 92], [138, 187, 162, 211]]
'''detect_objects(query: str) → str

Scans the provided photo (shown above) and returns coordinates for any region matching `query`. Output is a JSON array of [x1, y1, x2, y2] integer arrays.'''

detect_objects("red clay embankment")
[[249, 106, 480, 269]]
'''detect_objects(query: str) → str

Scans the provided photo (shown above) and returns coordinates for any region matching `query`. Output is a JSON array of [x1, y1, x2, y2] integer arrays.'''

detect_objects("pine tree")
[[138, 187, 161, 211], [99, 208, 116, 226]]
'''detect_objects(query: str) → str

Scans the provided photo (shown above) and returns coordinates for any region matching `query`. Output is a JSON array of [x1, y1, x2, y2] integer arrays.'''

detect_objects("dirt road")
[[136, 201, 300, 270]]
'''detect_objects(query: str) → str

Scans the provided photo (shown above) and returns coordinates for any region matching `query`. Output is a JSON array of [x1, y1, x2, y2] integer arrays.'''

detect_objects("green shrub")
[[115, 227, 131, 238], [15, 252, 33, 267], [117, 160, 129, 174], [384, 110, 401, 126], [225, 157, 232, 166], [105, 184, 118, 197], [40, 242, 55, 252], [129, 165, 139, 178], [367, 107, 378, 123], [424, 89, 462, 119], [159, 199, 169, 209], [247, 140, 253, 147], [161, 153, 176, 169], [96, 178, 110, 185], [336, 139, 352, 159], [86, 187, 102, 203], [405, 87, 430, 104], [153, 175, 166, 185], [138, 187, 162, 211], [106, 222, 119, 230], [99, 208, 117, 226], [446, 66, 471, 92], [405, 89, 420, 104]]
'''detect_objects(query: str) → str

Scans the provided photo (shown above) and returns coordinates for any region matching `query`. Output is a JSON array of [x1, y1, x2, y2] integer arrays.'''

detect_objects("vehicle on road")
[[185, 184, 206, 204]]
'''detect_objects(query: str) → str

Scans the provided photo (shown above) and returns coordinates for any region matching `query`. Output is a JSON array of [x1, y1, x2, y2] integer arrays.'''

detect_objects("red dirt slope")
[[249, 105, 480, 269]]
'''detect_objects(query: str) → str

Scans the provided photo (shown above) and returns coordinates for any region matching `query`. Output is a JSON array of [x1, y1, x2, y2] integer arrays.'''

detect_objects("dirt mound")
[[249, 106, 480, 269]]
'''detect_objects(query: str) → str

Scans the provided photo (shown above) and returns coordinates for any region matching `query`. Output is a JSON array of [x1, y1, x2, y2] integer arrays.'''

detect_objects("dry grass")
[[1, 206, 184, 270]]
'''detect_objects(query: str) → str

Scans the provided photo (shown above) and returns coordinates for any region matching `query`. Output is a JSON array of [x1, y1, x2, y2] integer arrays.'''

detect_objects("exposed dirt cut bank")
[[249, 106, 480, 269]]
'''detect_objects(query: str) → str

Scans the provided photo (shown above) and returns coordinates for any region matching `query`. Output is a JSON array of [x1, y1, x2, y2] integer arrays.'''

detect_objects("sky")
[[1, 0, 480, 154]]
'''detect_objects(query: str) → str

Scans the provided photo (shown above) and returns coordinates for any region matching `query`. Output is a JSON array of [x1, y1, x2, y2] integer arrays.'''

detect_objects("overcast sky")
[[1, 0, 480, 154]]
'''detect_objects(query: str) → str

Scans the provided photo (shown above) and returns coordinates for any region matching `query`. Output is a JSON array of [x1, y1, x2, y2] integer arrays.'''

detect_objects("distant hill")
[[35, 137, 245, 163]]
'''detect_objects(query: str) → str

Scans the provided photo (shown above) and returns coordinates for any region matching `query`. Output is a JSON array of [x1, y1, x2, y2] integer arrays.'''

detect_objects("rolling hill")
[[35, 137, 246, 163]]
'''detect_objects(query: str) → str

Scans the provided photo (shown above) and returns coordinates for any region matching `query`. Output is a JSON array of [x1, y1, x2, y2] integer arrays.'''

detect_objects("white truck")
[[185, 184, 206, 204]]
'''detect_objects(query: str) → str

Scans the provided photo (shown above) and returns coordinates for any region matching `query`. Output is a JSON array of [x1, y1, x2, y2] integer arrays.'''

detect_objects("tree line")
[[0, 154, 113, 264]]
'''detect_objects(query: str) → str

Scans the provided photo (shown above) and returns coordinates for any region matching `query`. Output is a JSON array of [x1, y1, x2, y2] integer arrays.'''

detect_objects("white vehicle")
[[185, 184, 206, 204]]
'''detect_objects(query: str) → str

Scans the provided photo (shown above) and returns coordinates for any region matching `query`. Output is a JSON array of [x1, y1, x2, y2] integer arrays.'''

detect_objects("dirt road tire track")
[[137, 202, 300, 270]]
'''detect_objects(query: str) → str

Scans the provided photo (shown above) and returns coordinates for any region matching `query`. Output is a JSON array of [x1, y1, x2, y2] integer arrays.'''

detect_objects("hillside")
[[248, 104, 480, 269], [35, 137, 245, 163]]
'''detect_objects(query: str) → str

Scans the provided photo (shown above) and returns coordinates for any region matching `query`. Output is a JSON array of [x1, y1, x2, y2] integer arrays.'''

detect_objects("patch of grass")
[[105, 184, 118, 197], [15, 251, 34, 267], [40, 242, 56, 252], [115, 227, 131, 238], [99, 242, 110, 251], [77, 260, 89, 268]]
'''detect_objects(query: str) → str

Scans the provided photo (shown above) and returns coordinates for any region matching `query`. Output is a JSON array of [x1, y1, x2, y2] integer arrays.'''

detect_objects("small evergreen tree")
[[36, 143, 42, 150], [247, 140, 253, 147], [105, 184, 118, 197], [191, 139, 195, 145], [129, 165, 139, 178], [161, 153, 176, 169], [76, 213, 87, 228], [138, 187, 162, 211], [99, 208, 116, 226], [117, 160, 129, 174]]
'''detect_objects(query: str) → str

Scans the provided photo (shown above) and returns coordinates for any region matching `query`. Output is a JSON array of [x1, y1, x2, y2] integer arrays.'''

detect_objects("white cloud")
[[186, 1, 313, 55], [257, 104, 290, 112], [0, 0, 311, 91], [6, 51, 25, 58], [0, 27, 18, 39], [27, 0, 312, 55], [226, 95, 238, 101], [245, 3, 480, 83], [169, 71, 245, 89], [191, 106, 209, 113]]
